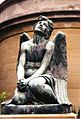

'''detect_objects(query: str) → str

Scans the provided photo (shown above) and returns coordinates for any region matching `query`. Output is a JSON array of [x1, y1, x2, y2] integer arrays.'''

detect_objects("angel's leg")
[[28, 77, 58, 104]]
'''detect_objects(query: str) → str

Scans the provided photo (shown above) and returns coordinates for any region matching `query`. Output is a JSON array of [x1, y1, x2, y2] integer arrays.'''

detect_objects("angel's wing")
[[16, 32, 31, 70], [50, 31, 67, 80]]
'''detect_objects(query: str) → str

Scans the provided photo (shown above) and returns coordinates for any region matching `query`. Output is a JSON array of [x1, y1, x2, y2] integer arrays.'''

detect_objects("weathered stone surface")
[[1, 16, 72, 114], [1, 104, 72, 114]]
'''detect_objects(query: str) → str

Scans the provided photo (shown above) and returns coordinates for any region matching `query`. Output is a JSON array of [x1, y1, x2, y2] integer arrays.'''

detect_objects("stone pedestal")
[[1, 104, 72, 114]]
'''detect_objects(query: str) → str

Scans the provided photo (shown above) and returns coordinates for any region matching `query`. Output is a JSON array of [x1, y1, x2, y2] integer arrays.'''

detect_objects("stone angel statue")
[[1, 15, 72, 114]]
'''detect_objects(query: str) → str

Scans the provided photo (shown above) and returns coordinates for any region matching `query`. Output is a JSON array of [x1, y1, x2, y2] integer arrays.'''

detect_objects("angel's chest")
[[25, 44, 46, 62]]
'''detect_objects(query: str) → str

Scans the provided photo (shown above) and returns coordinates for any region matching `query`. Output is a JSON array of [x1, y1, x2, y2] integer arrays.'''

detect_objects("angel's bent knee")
[[28, 77, 45, 91]]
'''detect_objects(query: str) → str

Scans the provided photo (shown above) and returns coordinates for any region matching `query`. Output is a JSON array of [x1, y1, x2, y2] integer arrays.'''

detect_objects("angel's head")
[[33, 15, 54, 39]]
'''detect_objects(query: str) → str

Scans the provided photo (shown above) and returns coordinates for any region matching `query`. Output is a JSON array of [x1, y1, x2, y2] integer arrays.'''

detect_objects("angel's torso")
[[21, 40, 51, 78]]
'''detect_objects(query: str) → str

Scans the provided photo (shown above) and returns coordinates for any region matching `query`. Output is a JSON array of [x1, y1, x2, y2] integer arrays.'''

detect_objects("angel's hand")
[[17, 78, 27, 91]]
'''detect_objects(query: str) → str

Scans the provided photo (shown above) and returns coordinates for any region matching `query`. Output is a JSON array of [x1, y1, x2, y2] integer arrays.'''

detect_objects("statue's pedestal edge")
[[1, 104, 72, 114], [0, 113, 77, 119]]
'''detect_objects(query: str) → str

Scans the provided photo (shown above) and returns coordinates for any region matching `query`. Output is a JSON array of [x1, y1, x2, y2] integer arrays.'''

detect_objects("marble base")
[[1, 104, 72, 114]]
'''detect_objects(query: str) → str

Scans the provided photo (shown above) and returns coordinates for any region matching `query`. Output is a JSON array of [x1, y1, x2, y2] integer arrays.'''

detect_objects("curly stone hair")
[[33, 15, 54, 39]]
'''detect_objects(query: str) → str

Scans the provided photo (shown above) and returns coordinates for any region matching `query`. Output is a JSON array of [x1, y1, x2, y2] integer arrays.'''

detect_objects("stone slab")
[[1, 104, 72, 114], [0, 113, 77, 119]]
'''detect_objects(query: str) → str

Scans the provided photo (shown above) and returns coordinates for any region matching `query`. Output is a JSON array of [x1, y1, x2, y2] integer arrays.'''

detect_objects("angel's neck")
[[33, 32, 45, 44]]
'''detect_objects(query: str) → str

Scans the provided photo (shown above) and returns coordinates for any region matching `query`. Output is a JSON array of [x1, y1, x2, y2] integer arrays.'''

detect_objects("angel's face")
[[34, 21, 48, 34]]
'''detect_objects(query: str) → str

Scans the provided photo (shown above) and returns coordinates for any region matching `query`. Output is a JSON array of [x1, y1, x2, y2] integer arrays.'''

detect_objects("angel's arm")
[[17, 32, 31, 65], [16, 32, 31, 80], [17, 43, 26, 81]]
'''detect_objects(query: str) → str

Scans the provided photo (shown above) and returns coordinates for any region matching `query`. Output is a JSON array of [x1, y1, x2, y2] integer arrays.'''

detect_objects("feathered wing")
[[50, 31, 67, 80], [50, 31, 71, 104], [16, 32, 31, 71]]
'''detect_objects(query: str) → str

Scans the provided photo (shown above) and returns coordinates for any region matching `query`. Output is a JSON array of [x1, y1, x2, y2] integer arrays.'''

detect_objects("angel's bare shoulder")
[[21, 40, 33, 51], [45, 41, 54, 51]]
